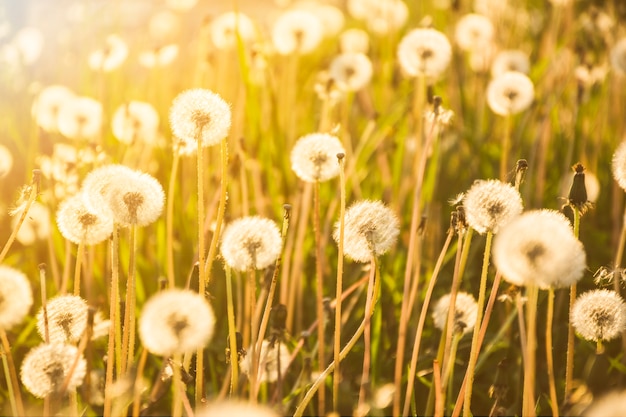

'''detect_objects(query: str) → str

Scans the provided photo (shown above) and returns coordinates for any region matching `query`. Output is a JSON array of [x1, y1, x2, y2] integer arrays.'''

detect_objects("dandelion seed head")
[[81, 164, 136, 217], [610, 38, 626, 76], [329, 52, 373, 92], [197, 400, 280, 417], [37, 294, 89, 344], [271, 10, 323, 55], [240, 340, 291, 383], [455, 13, 494, 52], [432, 292, 478, 335], [293, 2, 345, 38], [15, 201, 51, 245], [291, 133, 345, 183], [334, 200, 400, 263], [611, 141, 626, 191], [148, 10, 180, 41], [397, 28, 452, 78], [220, 216, 282, 271], [0, 265, 33, 331], [56, 193, 114, 245], [165, 0, 197, 12], [462, 179, 523, 234], [348, 0, 408, 34], [139, 44, 179, 68], [57, 96, 103, 140], [103, 170, 165, 227], [583, 389, 626, 417], [31, 85, 76, 133], [0, 144, 12, 178], [111, 101, 159, 145], [20, 343, 86, 398], [572, 289, 626, 342], [493, 209, 586, 289], [10, 27, 44, 65], [209, 12, 256, 50], [486, 71, 534, 116], [169, 89, 231, 149], [340, 28, 370, 54], [88, 34, 128, 72], [139, 289, 215, 356], [491, 49, 530, 77]]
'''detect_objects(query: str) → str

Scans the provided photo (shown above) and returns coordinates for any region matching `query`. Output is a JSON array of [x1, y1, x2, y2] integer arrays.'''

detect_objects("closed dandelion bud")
[[611, 141, 626, 191], [462, 179, 523, 234], [486, 71, 534, 115], [20, 343, 87, 398], [0, 265, 33, 330], [334, 200, 400, 263], [111, 101, 160, 146], [397, 28, 452, 78], [491, 49, 530, 77], [37, 294, 89, 344], [571, 289, 626, 343], [610, 37, 626, 75], [454, 13, 494, 52], [139, 289, 215, 356], [197, 400, 279, 417], [290, 133, 345, 183], [240, 340, 291, 383], [220, 216, 282, 271], [209, 12, 256, 50], [56, 193, 114, 245], [568, 163, 589, 211], [432, 292, 478, 335], [271, 10, 323, 55], [328, 52, 373, 92], [493, 210, 586, 289], [169, 88, 231, 149]]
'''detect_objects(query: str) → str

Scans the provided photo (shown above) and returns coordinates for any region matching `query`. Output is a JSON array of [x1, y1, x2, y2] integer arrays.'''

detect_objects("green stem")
[[522, 284, 539, 417], [225, 265, 239, 396], [104, 226, 120, 417], [546, 288, 559, 417], [73, 241, 85, 296], [313, 180, 326, 413], [166, 151, 181, 289], [565, 207, 580, 398]]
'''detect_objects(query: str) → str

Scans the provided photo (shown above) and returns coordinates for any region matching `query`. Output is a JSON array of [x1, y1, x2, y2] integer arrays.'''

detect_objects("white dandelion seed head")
[[0, 144, 12, 178], [290, 133, 345, 183], [432, 292, 478, 335], [165, 0, 197, 12], [462, 179, 523, 235], [348, 0, 408, 34], [11, 27, 44, 65], [293, 2, 345, 38], [197, 400, 280, 417], [169, 88, 232, 148], [328, 52, 373, 92], [583, 389, 626, 417], [0, 265, 33, 331], [81, 164, 136, 219], [493, 209, 586, 289], [468, 43, 496, 73], [31, 85, 76, 133], [111, 101, 160, 146], [220, 216, 282, 271], [56, 193, 114, 245], [334, 200, 400, 263], [148, 10, 181, 41], [610, 38, 626, 76], [340, 28, 370, 54], [15, 201, 51, 245], [138, 44, 179, 68], [57, 96, 103, 140], [37, 294, 89, 344], [611, 141, 626, 191], [20, 344, 86, 398], [572, 289, 626, 342], [455, 13, 494, 52], [102, 170, 165, 227], [491, 49, 530, 77], [240, 340, 291, 383], [271, 10, 323, 55], [486, 71, 535, 116], [139, 289, 215, 356], [209, 12, 256, 50], [88, 34, 128, 72], [397, 28, 452, 79]]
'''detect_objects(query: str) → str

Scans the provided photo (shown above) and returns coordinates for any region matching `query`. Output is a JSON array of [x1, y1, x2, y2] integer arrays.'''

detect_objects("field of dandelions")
[[2, 0, 626, 416]]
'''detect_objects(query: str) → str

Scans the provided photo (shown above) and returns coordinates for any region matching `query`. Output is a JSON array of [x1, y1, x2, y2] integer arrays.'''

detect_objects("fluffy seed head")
[[611, 141, 626, 191], [271, 10, 323, 55], [455, 13, 494, 52], [462, 179, 523, 234], [432, 292, 478, 335], [56, 193, 114, 245], [37, 294, 89, 344], [0, 144, 12, 178], [240, 340, 291, 383], [347, 0, 408, 34], [220, 216, 282, 271], [31, 85, 76, 133], [138, 44, 179, 68], [169, 88, 231, 149], [197, 401, 280, 417], [88, 34, 128, 72], [20, 343, 86, 398], [291, 133, 345, 183], [583, 389, 626, 417], [610, 37, 626, 75], [493, 209, 586, 289], [111, 101, 160, 145], [397, 28, 452, 78], [491, 49, 530, 77], [81, 164, 136, 218], [340, 28, 370, 53], [329, 52, 373, 92], [572, 289, 626, 342], [486, 71, 534, 115], [294, 3, 345, 38], [57, 96, 103, 140], [334, 200, 400, 263], [0, 265, 33, 330], [139, 289, 215, 356], [15, 201, 51, 245], [209, 12, 256, 49]]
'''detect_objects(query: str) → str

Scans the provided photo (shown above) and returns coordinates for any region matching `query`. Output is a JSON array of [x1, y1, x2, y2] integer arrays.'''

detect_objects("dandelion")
[[31, 85, 76, 133], [169, 88, 231, 148], [138, 44, 179, 68], [148, 10, 180, 41], [0, 144, 11, 178], [111, 101, 160, 146], [88, 34, 128, 71], [290, 133, 345, 183], [293, 2, 345, 37], [209, 12, 256, 50], [56, 193, 114, 245], [220, 216, 282, 271], [81, 165, 136, 218], [197, 400, 279, 417], [139, 289, 215, 356], [11, 27, 44, 65], [14, 201, 50, 245], [102, 171, 165, 227], [334, 200, 400, 263], [486, 71, 535, 116], [240, 340, 291, 383], [57, 96, 103, 141], [455, 14, 494, 52], [583, 389, 626, 417], [165, 0, 197, 12], [271, 10, 323, 55], [462, 179, 523, 235], [20, 343, 86, 398], [492, 209, 586, 289], [610, 37, 626, 75], [432, 292, 478, 335], [328, 52, 373, 92], [340, 28, 370, 54], [611, 141, 626, 191], [37, 294, 88, 344], [0, 265, 33, 330], [491, 49, 530, 77], [571, 289, 626, 343], [347, 0, 408, 34], [397, 28, 452, 78]]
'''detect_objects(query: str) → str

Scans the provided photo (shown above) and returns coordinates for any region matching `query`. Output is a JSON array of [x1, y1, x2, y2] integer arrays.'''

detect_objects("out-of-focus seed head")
[[328, 52, 373, 92], [455, 13, 494, 52], [165, 0, 197, 12], [57, 96, 103, 141], [583, 389, 626, 417], [37, 294, 89, 344], [491, 49, 530, 77], [291, 133, 345, 183], [209, 12, 256, 50], [347, 0, 408, 34], [432, 292, 478, 335], [0, 144, 12, 178], [139, 44, 179, 68], [397, 28, 452, 78], [196, 400, 280, 417], [572, 289, 626, 342], [340, 28, 370, 54], [271, 10, 323, 55], [0, 265, 33, 331], [610, 37, 626, 75], [240, 340, 291, 383], [292, 2, 345, 38], [56, 193, 113, 245], [111, 101, 160, 146], [220, 216, 282, 271], [462, 179, 523, 234], [15, 201, 51, 245], [486, 71, 534, 115], [31, 85, 76, 133], [88, 34, 128, 72], [611, 141, 626, 191]]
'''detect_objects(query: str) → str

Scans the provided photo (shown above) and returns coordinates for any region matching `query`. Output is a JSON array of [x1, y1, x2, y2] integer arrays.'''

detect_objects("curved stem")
[[357, 256, 378, 409], [0, 329, 25, 417], [132, 349, 149, 417]]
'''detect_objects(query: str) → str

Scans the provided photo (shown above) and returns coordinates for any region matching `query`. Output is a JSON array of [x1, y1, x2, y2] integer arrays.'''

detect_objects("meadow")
[[1, 0, 626, 416]]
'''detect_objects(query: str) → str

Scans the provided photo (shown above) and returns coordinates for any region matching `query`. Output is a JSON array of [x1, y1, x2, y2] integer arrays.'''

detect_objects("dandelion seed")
[[139, 289, 215, 356], [610, 38, 626, 75], [37, 294, 88, 344], [271, 10, 323, 55], [220, 216, 282, 271], [397, 28, 452, 78], [197, 400, 279, 417], [57, 96, 103, 141], [491, 49, 530, 77], [432, 292, 478, 335], [571, 289, 626, 342], [0, 265, 33, 331], [291, 133, 345, 183], [486, 71, 534, 116], [611, 141, 626, 191], [493, 209, 586, 289], [462, 179, 523, 235], [139, 44, 179, 68], [88, 34, 128, 72], [169, 88, 231, 149], [340, 28, 370, 54], [455, 13, 494, 52], [56, 193, 113, 245], [209, 12, 256, 50], [328, 52, 373, 92], [31, 85, 76, 133], [240, 340, 291, 383], [583, 389, 626, 417], [334, 200, 400, 263], [111, 101, 160, 146], [20, 343, 86, 398], [14, 201, 50, 245]]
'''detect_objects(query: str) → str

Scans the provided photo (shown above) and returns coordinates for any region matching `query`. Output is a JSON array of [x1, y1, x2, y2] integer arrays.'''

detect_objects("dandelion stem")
[[0, 329, 24, 417], [225, 265, 239, 396], [313, 180, 326, 413], [132, 348, 149, 417], [73, 241, 85, 296], [121, 225, 138, 374], [196, 128, 206, 406], [565, 207, 581, 399], [104, 226, 120, 417], [357, 255, 379, 409], [248, 269, 258, 403], [333, 154, 346, 412], [40, 264, 50, 344], [1, 342, 19, 417], [522, 283, 539, 417], [545, 287, 559, 417], [166, 151, 181, 289], [173, 355, 183, 417], [500, 114, 512, 181]]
